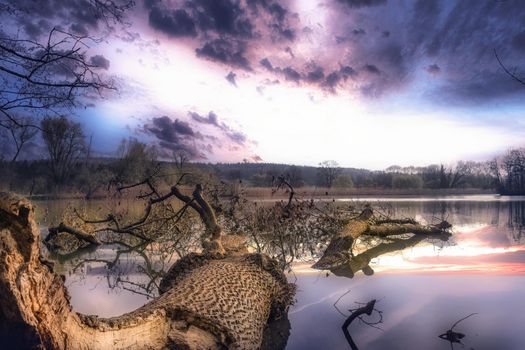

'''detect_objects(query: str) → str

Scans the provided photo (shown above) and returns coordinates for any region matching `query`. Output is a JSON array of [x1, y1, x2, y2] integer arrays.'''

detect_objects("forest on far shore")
[[1, 116, 525, 197]]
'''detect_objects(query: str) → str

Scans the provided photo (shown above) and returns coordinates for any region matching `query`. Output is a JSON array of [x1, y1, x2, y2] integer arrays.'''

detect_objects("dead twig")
[[342, 299, 383, 350], [438, 313, 478, 349]]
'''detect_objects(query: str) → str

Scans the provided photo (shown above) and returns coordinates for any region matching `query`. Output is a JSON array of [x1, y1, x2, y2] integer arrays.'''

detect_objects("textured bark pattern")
[[0, 193, 294, 349]]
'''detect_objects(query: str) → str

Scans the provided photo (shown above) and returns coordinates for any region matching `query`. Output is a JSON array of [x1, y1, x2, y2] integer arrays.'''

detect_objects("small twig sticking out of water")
[[333, 288, 352, 317], [342, 299, 383, 350], [350, 301, 384, 331], [438, 313, 478, 350]]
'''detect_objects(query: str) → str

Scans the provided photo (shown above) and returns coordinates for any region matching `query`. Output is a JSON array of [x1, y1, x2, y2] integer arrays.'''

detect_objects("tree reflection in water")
[[326, 231, 449, 349], [329, 232, 450, 278], [507, 201, 525, 243], [46, 237, 199, 299], [45, 179, 517, 349]]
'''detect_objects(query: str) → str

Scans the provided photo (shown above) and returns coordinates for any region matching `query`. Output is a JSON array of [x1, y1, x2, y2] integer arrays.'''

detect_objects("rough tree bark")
[[0, 193, 294, 350]]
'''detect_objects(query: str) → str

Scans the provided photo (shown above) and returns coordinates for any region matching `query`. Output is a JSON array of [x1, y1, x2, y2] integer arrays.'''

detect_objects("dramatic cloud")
[[438, 70, 525, 103], [352, 28, 366, 36], [190, 111, 220, 126], [18, 0, 524, 103], [305, 67, 324, 83], [260, 58, 274, 71], [305, 0, 525, 101], [426, 64, 441, 75], [1, 0, 121, 38], [144, 112, 256, 161], [190, 111, 249, 145], [148, 7, 197, 37], [337, 0, 387, 8], [143, 0, 296, 69], [145, 116, 204, 158], [196, 38, 251, 70], [363, 64, 381, 75], [5, 0, 525, 167], [282, 67, 301, 82], [226, 71, 237, 86], [148, 117, 196, 139], [90, 55, 110, 70]]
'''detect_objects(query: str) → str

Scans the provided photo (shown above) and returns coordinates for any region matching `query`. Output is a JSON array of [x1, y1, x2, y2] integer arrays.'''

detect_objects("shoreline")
[[25, 187, 499, 201]]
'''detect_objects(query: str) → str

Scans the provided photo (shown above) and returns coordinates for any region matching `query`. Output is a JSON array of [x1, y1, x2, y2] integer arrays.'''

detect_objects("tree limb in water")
[[367, 221, 451, 237], [329, 232, 450, 278], [313, 207, 451, 271], [342, 299, 377, 350], [45, 222, 101, 246], [438, 313, 478, 349], [0, 192, 295, 350], [48, 178, 226, 253]]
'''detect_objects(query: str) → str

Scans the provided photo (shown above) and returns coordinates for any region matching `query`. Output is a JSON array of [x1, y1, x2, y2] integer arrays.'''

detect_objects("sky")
[[3, 0, 525, 169]]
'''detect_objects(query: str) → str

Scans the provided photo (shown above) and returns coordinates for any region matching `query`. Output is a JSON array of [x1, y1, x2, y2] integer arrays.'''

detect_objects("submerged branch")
[[46, 222, 101, 246], [342, 299, 376, 350], [313, 207, 451, 271], [367, 221, 451, 237]]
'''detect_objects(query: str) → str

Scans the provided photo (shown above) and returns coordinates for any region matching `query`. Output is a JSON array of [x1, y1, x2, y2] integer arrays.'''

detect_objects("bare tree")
[[0, 1, 134, 146], [113, 138, 159, 185], [41, 116, 86, 184], [438, 162, 472, 189], [172, 151, 189, 170], [4, 116, 38, 161], [286, 165, 304, 187], [317, 160, 342, 188], [494, 49, 525, 86], [491, 148, 525, 194]]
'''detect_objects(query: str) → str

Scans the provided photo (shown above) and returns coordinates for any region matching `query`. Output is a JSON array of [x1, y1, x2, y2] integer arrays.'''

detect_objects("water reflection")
[[260, 313, 291, 350], [507, 201, 525, 243], [37, 196, 525, 349], [287, 274, 525, 350], [438, 313, 478, 350], [329, 233, 450, 278], [378, 199, 525, 245], [43, 239, 180, 315]]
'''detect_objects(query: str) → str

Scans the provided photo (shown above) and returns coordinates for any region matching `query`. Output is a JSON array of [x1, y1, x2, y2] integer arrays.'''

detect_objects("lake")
[[35, 195, 525, 350]]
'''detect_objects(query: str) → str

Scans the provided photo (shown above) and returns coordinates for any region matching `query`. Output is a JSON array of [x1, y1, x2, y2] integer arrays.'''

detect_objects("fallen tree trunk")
[[0, 193, 294, 350], [366, 221, 452, 237], [313, 207, 451, 271], [312, 208, 373, 270]]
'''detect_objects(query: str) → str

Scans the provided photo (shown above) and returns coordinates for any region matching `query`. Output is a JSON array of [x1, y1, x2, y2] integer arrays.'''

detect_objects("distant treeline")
[[0, 154, 502, 198], [201, 161, 496, 190], [1, 115, 524, 196]]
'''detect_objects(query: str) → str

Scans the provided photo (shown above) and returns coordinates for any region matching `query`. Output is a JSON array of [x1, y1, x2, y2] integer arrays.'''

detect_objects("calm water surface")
[[35, 196, 525, 350]]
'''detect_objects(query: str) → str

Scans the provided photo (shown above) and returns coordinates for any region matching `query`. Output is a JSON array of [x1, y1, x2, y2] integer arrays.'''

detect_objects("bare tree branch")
[[342, 299, 379, 350], [494, 49, 525, 86]]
